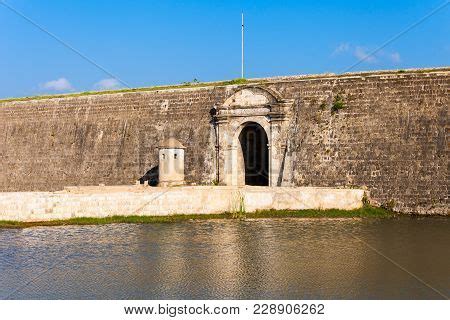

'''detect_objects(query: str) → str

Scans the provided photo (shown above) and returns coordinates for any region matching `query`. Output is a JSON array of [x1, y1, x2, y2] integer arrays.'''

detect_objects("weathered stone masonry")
[[0, 68, 448, 214]]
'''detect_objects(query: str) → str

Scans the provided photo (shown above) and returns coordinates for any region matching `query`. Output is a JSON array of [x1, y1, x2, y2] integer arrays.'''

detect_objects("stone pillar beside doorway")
[[269, 118, 285, 187]]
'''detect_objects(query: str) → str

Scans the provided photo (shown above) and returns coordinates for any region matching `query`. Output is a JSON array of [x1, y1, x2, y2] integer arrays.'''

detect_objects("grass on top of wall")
[[2, 67, 447, 103], [0, 78, 251, 103], [0, 206, 395, 229]]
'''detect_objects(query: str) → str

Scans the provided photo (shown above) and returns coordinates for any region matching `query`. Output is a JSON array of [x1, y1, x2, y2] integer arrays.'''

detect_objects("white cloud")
[[389, 52, 401, 63], [333, 43, 350, 55], [333, 43, 401, 65], [94, 78, 122, 90], [41, 77, 74, 92], [354, 46, 377, 63]]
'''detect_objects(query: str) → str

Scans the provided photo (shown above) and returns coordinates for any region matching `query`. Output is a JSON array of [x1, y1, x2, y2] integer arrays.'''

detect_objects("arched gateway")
[[213, 86, 294, 186]]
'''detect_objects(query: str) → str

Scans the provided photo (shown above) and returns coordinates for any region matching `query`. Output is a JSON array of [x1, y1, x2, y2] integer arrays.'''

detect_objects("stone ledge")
[[0, 186, 366, 222]]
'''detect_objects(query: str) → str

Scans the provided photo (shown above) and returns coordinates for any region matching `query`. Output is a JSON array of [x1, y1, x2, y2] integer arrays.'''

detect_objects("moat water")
[[0, 217, 449, 299]]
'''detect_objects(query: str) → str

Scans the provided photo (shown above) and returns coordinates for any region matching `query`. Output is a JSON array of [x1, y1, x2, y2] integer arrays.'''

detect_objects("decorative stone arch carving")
[[213, 86, 294, 186], [223, 85, 283, 107]]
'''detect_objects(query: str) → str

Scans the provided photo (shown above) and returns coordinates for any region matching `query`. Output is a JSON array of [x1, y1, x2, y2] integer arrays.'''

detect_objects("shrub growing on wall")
[[332, 94, 346, 113]]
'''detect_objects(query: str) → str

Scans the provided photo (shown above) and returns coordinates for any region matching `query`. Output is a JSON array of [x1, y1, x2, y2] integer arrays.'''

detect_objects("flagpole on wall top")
[[241, 12, 244, 79]]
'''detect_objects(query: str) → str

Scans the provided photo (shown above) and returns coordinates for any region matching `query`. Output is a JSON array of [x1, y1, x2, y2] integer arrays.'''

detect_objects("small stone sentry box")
[[158, 138, 186, 187]]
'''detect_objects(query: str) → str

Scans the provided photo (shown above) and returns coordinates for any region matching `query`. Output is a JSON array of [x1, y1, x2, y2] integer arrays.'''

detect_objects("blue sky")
[[0, 0, 449, 98]]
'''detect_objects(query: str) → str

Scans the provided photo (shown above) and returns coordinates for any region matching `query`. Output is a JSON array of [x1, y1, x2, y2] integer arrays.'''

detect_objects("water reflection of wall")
[[2, 219, 448, 299]]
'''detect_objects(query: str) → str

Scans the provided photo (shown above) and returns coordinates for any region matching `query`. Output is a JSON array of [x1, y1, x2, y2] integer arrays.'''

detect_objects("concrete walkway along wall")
[[0, 186, 366, 222]]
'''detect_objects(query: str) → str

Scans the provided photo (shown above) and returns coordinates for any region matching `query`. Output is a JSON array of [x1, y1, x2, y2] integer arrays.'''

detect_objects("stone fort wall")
[[1, 68, 448, 214]]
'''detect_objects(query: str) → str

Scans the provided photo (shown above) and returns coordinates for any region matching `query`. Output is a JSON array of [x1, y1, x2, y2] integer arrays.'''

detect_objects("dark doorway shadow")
[[139, 166, 159, 186], [239, 122, 269, 186]]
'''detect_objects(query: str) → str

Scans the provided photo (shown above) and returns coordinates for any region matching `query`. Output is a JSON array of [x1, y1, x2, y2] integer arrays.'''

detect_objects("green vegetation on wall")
[[332, 94, 346, 112]]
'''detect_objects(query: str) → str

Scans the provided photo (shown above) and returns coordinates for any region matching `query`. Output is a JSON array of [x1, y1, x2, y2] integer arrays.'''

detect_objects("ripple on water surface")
[[0, 217, 449, 299]]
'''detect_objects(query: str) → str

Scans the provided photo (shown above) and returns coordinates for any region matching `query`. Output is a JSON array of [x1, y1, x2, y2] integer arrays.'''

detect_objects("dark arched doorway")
[[238, 122, 269, 186]]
